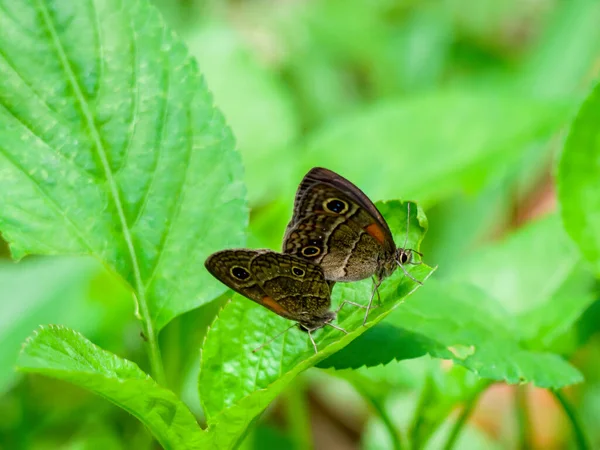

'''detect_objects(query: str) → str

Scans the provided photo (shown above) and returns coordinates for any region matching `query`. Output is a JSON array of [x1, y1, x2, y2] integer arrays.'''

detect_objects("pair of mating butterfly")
[[205, 168, 421, 353]]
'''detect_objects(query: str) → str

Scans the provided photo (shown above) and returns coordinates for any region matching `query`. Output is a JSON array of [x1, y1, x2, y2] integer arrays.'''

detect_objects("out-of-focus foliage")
[[1, 0, 600, 448]]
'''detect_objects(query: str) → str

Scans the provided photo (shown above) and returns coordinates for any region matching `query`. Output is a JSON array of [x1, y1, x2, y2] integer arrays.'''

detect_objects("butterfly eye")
[[230, 266, 250, 280], [302, 246, 321, 257], [292, 267, 305, 277], [399, 251, 411, 265], [323, 198, 348, 214]]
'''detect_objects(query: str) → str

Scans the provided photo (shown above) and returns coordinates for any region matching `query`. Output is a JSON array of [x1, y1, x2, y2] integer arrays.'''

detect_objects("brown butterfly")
[[283, 167, 422, 324], [204, 249, 363, 352]]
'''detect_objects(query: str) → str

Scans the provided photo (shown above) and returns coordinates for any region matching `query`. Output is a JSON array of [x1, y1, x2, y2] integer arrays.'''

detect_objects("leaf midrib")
[[35, 1, 153, 332]]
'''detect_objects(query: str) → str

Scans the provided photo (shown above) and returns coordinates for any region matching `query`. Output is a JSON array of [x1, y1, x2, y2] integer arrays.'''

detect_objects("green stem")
[[552, 390, 591, 450], [442, 383, 488, 450], [354, 384, 402, 450], [284, 378, 313, 450], [410, 374, 434, 450], [36, 0, 166, 386], [516, 386, 532, 450]]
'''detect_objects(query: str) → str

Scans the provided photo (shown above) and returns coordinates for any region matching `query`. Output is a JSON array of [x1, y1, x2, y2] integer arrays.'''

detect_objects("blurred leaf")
[[558, 81, 600, 276], [198, 201, 433, 448], [450, 215, 596, 346], [0, 0, 246, 330], [185, 22, 301, 205], [300, 91, 570, 205], [17, 326, 206, 449], [386, 279, 583, 388], [517, 0, 600, 98], [0, 257, 98, 393]]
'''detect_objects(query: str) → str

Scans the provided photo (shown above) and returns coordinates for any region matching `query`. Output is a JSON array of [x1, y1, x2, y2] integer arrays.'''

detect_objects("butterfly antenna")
[[252, 323, 297, 353], [402, 201, 411, 250]]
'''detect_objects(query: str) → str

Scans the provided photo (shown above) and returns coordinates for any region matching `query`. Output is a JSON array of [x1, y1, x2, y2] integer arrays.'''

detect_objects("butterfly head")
[[395, 248, 413, 266], [298, 310, 336, 332]]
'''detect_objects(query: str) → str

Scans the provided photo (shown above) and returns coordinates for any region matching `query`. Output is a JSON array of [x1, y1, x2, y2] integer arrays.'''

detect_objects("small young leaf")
[[558, 81, 600, 276], [0, 0, 246, 330], [199, 201, 433, 448], [17, 326, 206, 450]]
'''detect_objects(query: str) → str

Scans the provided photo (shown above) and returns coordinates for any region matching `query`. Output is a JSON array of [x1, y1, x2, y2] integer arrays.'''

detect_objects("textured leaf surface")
[[301, 91, 570, 204], [558, 81, 600, 276], [199, 201, 433, 448], [386, 280, 583, 388], [17, 326, 206, 450], [0, 0, 246, 330]]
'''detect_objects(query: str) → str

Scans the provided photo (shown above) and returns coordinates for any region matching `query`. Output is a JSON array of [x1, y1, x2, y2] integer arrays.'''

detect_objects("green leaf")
[[17, 326, 206, 450], [386, 279, 583, 388], [300, 91, 570, 204], [517, 0, 600, 98], [198, 200, 434, 448], [317, 323, 448, 370], [0, 0, 246, 331], [450, 214, 596, 346], [558, 81, 600, 276]]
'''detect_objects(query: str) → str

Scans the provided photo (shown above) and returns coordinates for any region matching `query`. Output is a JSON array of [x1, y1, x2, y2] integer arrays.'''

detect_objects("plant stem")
[[442, 383, 488, 450], [516, 386, 532, 450], [284, 377, 313, 450], [553, 389, 591, 450], [353, 381, 402, 450], [410, 374, 434, 450]]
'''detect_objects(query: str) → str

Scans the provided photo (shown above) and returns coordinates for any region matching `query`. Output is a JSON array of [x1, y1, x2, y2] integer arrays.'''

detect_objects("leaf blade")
[[17, 325, 206, 450], [0, 0, 247, 331]]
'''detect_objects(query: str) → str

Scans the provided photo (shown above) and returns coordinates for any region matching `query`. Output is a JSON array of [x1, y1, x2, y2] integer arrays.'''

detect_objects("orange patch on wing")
[[262, 296, 287, 315], [365, 223, 386, 245]]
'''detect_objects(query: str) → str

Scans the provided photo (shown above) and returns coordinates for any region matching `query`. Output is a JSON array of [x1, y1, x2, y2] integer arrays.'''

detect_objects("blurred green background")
[[2, 0, 600, 448]]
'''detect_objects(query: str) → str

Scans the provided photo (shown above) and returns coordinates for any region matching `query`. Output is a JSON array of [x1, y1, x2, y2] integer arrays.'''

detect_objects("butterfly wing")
[[283, 167, 395, 281], [205, 249, 295, 320], [205, 249, 332, 324], [250, 252, 332, 322]]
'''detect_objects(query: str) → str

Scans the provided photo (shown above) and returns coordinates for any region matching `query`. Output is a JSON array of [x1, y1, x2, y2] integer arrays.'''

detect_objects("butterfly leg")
[[335, 300, 367, 314], [396, 260, 423, 285], [372, 276, 382, 307], [307, 330, 318, 353], [251, 323, 297, 353], [363, 278, 381, 326], [325, 322, 348, 334]]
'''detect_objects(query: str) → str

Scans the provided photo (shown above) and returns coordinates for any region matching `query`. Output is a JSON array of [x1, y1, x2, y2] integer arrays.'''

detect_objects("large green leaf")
[[558, 81, 600, 276], [198, 201, 434, 448], [450, 214, 596, 346], [299, 91, 570, 204], [0, 0, 246, 331], [17, 326, 206, 449], [385, 280, 583, 388]]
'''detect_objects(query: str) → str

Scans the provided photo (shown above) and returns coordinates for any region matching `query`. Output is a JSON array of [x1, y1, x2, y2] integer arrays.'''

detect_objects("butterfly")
[[204, 249, 364, 352], [282, 167, 422, 324]]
